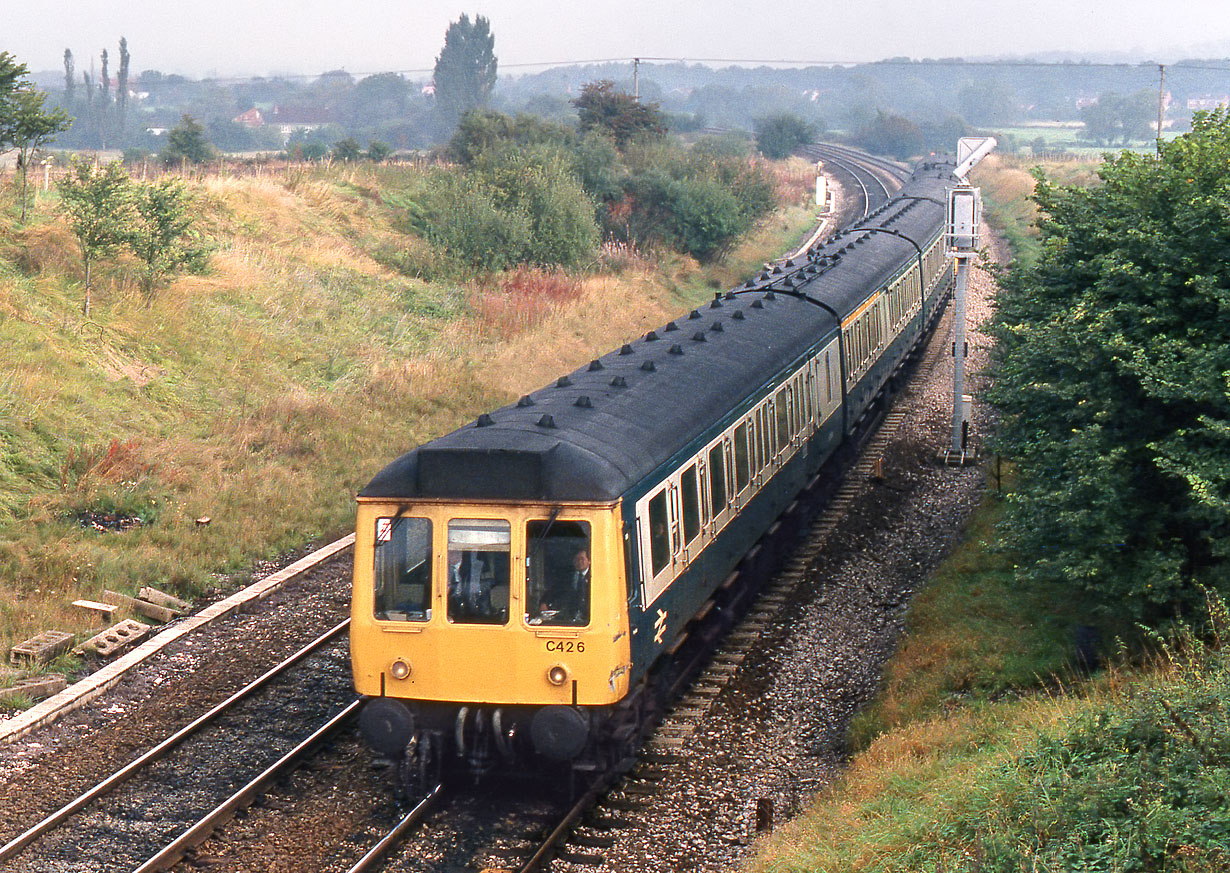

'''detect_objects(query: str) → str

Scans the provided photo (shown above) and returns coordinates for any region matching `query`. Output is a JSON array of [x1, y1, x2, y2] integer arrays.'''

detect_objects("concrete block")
[[78, 620, 151, 658], [138, 587, 189, 612], [103, 590, 177, 623], [10, 631, 76, 666], [0, 675, 67, 704]]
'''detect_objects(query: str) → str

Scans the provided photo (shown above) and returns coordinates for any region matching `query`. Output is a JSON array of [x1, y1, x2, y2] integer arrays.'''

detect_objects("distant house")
[[233, 108, 264, 127], [271, 105, 334, 138], [1187, 95, 1230, 111]]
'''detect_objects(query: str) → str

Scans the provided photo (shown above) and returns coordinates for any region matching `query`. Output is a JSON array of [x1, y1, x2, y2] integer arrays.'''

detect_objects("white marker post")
[[943, 137, 995, 465]]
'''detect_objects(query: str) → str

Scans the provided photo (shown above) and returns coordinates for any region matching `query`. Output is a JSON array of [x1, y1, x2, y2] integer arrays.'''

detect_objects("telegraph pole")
[[633, 57, 640, 101], [1157, 63, 1167, 156]]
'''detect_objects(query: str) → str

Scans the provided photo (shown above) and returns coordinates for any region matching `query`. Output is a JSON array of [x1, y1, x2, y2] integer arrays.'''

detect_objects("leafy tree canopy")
[[988, 108, 1230, 623], [1080, 90, 1155, 146], [432, 14, 497, 127], [754, 112, 818, 159], [160, 114, 213, 165], [572, 80, 666, 150], [851, 110, 923, 160]]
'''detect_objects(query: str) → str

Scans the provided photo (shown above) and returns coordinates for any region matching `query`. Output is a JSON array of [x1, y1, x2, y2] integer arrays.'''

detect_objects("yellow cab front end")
[[351, 497, 632, 767]]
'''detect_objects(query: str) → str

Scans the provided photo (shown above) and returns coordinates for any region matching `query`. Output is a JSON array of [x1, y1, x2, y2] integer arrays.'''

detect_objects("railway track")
[[803, 143, 908, 220], [0, 621, 355, 873]]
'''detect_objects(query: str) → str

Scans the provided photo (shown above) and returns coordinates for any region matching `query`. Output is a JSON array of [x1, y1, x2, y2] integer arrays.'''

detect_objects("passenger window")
[[647, 491, 670, 577], [526, 520, 591, 627], [776, 389, 790, 451], [708, 443, 727, 512], [446, 519, 510, 625], [373, 516, 432, 622], [734, 423, 750, 493], [680, 466, 700, 544]]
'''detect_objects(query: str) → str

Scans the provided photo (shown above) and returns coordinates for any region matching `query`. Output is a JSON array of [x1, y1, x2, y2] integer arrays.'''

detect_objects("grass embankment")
[[746, 156, 1228, 872], [749, 492, 1230, 872], [0, 158, 818, 686], [971, 154, 1100, 265]]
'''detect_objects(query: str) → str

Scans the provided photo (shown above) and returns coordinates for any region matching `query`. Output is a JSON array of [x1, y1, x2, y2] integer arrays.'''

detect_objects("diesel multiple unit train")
[[351, 156, 959, 786]]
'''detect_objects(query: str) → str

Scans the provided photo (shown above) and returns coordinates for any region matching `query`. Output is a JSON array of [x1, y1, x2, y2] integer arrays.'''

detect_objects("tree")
[[366, 140, 392, 162], [63, 49, 75, 103], [9, 88, 72, 222], [987, 109, 1230, 623], [116, 37, 130, 125], [432, 14, 497, 127], [0, 51, 29, 144], [58, 159, 132, 317], [331, 137, 362, 162], [160, 114, 213, 165], [127, 178, 205, 304], [572, 80, 666, 149], [754, 112, 818, 159], [852, 110, 923, 160], [1080, 91, 1155, 146]]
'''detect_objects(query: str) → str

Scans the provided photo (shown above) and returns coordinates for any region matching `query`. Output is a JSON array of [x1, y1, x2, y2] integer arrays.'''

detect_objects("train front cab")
[[350, 499, 632, 766]]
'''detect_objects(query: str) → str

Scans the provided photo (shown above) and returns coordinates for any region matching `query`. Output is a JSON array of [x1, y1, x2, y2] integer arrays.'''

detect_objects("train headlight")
[[546, 664, 568, 686], [390, 659, 411, 680]]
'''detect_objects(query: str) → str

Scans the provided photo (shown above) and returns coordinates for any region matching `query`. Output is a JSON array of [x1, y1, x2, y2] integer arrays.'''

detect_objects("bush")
[[667, 176, 747, 262], [754, 112, 818, 159], [423, 175, 531, 273]]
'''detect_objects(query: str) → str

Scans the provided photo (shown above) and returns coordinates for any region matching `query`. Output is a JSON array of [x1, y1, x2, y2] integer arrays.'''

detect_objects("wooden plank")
[[102, 590, 177, 624], [138, 587, 189, 612], [72, 599, 120, 622], [9, 631, 76, 666]]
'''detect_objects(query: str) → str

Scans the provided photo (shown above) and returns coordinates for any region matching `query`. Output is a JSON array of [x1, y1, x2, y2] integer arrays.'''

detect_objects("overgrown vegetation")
[[987, 109, 1230, 626], [402, 97, 779, 275], [749, 592, 1230, 873]]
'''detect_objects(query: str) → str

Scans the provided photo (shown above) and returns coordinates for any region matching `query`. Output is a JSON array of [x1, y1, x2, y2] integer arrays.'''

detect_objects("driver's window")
[[446, 519, 511, 625], [525, 520, 591, 628]]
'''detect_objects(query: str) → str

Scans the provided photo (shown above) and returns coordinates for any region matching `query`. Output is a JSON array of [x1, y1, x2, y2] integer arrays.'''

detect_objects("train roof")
[[360, 159, 956, 504]]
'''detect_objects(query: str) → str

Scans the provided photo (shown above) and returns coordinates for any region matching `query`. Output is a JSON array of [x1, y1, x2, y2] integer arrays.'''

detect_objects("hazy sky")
[[10, 0, 1230, 80]]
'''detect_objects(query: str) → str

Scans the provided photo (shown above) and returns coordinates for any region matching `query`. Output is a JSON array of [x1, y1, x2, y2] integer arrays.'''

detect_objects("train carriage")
[[351, 158, 958, 782]]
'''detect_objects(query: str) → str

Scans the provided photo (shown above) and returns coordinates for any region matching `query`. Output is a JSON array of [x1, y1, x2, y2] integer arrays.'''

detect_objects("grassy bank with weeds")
[[0, 158, 817, 681], [748, 584, 1230, 871], [971, 155, 1100, 266]]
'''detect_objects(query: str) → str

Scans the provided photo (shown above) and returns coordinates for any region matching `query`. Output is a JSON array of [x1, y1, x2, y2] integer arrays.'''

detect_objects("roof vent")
[[709, 298, 722, 309], [669, 343, 684, 355], [619, 344, 634, 355], [575, 396, 593, 408], [732, 310, 745, 321], [724, 290, 737, 300], [692, 331, 707, 342], [688, 309, 702, 320], [744, 279, 757, 288], [645, 330, 659, 341], [641, 360, 656, 372], [557, 376, 572, 388], [537, 414, 557, 429], [476, 413, 495, 427], [664, 321, 679, 332], [610, 376, 628, 388], [517, 395, 535, 407], [764, 290, 776, 300], [588, 359, 604, 372], [771, 265, 783, 275], [783, 277, 796, 289], [751, 299, 764, 310], [710, 321, 724, 333]]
